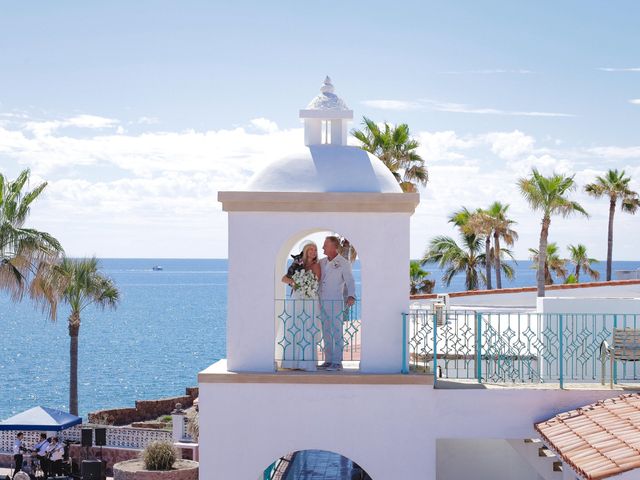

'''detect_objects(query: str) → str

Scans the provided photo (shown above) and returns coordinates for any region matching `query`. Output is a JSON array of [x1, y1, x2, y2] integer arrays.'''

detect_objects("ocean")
[[0, 258, 639, 420]]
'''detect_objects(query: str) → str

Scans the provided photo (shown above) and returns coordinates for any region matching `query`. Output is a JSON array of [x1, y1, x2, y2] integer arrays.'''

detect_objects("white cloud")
[[630, 99, 640, 105], [484, 131, 535, 160], [361, 98, 574, 117], [423, 99, 575, 117], [439, 69, 534, 74], [4, 112, 639, 260], [137, 116, 159, 125], [416, 131, 477, 161], [24, 114, 119, 136], [586, 146, 640, 159], [249, 117, 279, 133], [360, 100, 422, 111], [598, 67, 640, 72]]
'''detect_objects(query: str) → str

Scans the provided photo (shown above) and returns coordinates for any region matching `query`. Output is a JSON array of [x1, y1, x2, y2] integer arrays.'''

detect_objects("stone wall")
[[70, 445, 141, 476], [88, 387, 198, 426]]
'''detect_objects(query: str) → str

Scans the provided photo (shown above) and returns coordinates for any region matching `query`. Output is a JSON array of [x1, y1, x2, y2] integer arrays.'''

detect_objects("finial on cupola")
[[299, 76, 353, 146], [320, 76, 335, 94]]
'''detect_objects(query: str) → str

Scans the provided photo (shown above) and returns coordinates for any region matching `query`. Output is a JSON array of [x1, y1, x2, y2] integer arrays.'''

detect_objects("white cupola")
[[299, 76, 353, 146]]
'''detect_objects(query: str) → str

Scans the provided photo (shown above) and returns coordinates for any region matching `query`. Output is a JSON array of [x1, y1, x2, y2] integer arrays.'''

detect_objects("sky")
[[1, 1, 639, 259]]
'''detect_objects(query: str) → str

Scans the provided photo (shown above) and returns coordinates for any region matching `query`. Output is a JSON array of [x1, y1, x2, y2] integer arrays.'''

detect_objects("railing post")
[[402, 313, 409, 374], [558, 314, 564, 389], [613, 314, 618, 385], [476, 312, 482, 383], [433, 312, 438, 386]]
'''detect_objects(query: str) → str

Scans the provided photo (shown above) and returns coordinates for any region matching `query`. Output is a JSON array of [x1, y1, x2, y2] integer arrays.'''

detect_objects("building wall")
[[198, 381, 625, 479], [412, 283, 640, 310], [226, 211, 410, 373], [538, 296, 640, 314], [437, 439, 544, 480]]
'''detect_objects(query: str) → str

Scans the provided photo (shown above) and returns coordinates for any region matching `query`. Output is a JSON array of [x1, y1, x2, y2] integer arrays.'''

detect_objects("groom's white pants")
[[320, 299, 344, 364]]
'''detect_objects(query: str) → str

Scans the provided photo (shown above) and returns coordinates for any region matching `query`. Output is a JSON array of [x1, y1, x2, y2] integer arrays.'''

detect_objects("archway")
[[261, 449, 373, 480], [274, 229, 361, 371]]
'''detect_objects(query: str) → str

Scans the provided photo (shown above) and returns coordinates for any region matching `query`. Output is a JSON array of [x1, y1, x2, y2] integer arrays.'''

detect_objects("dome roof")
[[245, 145, 402, 193], [305, 76, 350, 112]]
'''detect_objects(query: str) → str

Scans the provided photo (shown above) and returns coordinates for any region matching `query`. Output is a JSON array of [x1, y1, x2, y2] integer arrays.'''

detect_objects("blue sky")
[[1, 1, 639, 259]]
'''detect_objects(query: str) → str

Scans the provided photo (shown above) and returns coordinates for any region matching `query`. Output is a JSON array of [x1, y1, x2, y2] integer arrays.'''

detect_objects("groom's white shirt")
[[319, 254, 356, 301]]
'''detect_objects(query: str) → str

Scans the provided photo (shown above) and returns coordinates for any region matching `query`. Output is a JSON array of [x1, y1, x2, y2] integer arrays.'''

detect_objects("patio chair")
[[600, 328, 640, 388]]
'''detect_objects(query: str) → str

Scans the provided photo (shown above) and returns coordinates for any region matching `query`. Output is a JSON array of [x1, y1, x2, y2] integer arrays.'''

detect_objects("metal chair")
[[600, 328, 640, 388]]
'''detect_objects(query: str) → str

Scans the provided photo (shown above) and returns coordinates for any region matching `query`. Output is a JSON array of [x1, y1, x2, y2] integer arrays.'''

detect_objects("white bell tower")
[[299, 76, 353, 146]]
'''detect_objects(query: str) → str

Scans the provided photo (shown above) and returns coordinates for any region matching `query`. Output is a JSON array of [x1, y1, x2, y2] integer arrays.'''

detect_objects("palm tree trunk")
[[485, 236, 492, 290], [575, 265, 580, 282], [69, 312, 80, 416], [537, 216, 550, 297], [607, 197, 616, 281], [494, 233, 502, 289]]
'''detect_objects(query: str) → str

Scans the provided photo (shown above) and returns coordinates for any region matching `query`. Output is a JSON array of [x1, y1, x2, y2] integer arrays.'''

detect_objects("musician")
[[33, 433, 50, 478], [12, 432, 26, 477], [46, 436, 64, 476]]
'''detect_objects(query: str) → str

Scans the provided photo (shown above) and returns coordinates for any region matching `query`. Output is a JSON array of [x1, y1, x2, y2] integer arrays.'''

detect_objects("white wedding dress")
[[279, 286, 321, 371]]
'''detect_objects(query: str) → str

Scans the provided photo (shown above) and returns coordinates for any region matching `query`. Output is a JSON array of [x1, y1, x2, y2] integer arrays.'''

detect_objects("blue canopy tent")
[[0, 407, 82, 431]]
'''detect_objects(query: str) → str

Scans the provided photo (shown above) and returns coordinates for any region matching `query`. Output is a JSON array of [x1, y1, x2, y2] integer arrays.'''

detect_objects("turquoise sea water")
[[0, 258, 639, 420]]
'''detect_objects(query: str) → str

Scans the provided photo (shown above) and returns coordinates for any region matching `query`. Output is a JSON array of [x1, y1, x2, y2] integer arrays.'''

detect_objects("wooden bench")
[[601, 328, 640, 388]]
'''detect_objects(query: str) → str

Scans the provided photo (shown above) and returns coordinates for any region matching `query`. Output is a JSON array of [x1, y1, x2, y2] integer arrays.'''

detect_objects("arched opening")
[[274, 229, 361, 372], [261, 449, 373, 480]]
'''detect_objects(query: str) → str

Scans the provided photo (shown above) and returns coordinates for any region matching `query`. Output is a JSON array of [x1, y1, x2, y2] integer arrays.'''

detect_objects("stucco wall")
[[437, 439, 544, 480], [537, 296, 640, 314], [198, 381, 625, 479], [226, 212, 410, 373]]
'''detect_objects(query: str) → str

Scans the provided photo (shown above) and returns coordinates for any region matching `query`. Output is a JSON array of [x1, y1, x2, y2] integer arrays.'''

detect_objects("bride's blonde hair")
[[301, 242, 318, 265]]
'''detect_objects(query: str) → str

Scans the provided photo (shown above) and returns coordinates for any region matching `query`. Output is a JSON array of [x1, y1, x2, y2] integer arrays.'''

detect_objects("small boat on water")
[[152, 265, 163, 271]]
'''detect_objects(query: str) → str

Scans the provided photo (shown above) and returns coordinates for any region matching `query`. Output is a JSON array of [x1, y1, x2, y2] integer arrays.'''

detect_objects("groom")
[[318, 236, 356, 371]]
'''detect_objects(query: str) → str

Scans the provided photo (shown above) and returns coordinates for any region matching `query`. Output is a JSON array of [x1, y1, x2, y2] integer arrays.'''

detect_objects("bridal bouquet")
[[291, 269, 319, 299]]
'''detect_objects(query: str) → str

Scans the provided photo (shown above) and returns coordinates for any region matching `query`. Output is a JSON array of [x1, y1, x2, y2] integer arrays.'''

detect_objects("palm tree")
[[0, 169, 63, 302], [464, 209, 494, 290], [36, 257, 119, 415], [529, 243, 568, 285], [409, 260, 435, 295], [567, 244, 600, 282], [486, 202, 518, 289], [519, 169, 588, 296], [585, 169, 640, 281], [351, 117, 428, 192], [422, 234, 486, 291]]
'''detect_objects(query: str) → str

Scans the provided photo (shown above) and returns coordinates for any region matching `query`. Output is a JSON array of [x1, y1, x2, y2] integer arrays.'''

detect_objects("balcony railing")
[[275, 299, 361, 370], [403, 309, 640, 386]]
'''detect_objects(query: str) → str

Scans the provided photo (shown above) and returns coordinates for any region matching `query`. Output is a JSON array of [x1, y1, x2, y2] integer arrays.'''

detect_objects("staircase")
[[507, 438, 578, 480]]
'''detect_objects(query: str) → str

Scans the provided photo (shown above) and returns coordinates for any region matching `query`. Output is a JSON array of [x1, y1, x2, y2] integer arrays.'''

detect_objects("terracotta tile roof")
[[411, 279, 640, 300], [535, 394, 640, 479]]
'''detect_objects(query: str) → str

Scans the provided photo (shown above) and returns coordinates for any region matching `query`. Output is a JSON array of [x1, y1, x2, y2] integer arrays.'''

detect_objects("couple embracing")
[[281, 236, 356, 371]]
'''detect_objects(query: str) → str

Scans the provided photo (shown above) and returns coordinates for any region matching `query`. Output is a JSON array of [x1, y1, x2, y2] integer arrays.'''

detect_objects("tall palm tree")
[[529, 243, 568, 285], [486, 202, 518, 289], [585, 169, 640, 281], [422, 234, 486, 291], [351, 117, 428, 192], [460, 208, 494, 289], [567, 244, 600, 282], [0, 169, 63, 302], [35, 257, 119, 415], [519, 169, 588, 296], [410, 260, 435, 295]]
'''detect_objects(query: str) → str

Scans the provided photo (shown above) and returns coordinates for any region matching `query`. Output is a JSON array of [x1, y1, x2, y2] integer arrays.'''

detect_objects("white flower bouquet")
[[291, 269, 319, 299]]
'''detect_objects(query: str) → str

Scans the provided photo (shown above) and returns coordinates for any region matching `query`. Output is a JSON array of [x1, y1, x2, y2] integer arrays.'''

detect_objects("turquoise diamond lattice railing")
[[275, 299, 361, 369], [404, 310, 640, 385]]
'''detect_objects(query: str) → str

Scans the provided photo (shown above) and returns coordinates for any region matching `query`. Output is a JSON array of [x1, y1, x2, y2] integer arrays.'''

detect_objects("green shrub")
[[142, 441, 177, 471]]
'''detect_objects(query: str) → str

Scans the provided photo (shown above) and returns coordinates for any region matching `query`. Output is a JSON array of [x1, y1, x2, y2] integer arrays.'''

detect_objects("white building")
[[199, 78, 640, 480]]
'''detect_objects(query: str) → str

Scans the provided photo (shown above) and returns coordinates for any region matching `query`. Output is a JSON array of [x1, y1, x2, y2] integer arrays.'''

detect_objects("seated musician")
[[46, 436, 65, 476], [33, 433, 50, 478]]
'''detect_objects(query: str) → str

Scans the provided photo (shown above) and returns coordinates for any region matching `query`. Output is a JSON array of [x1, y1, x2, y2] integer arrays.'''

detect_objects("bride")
[[279, 241, 321, 371]]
